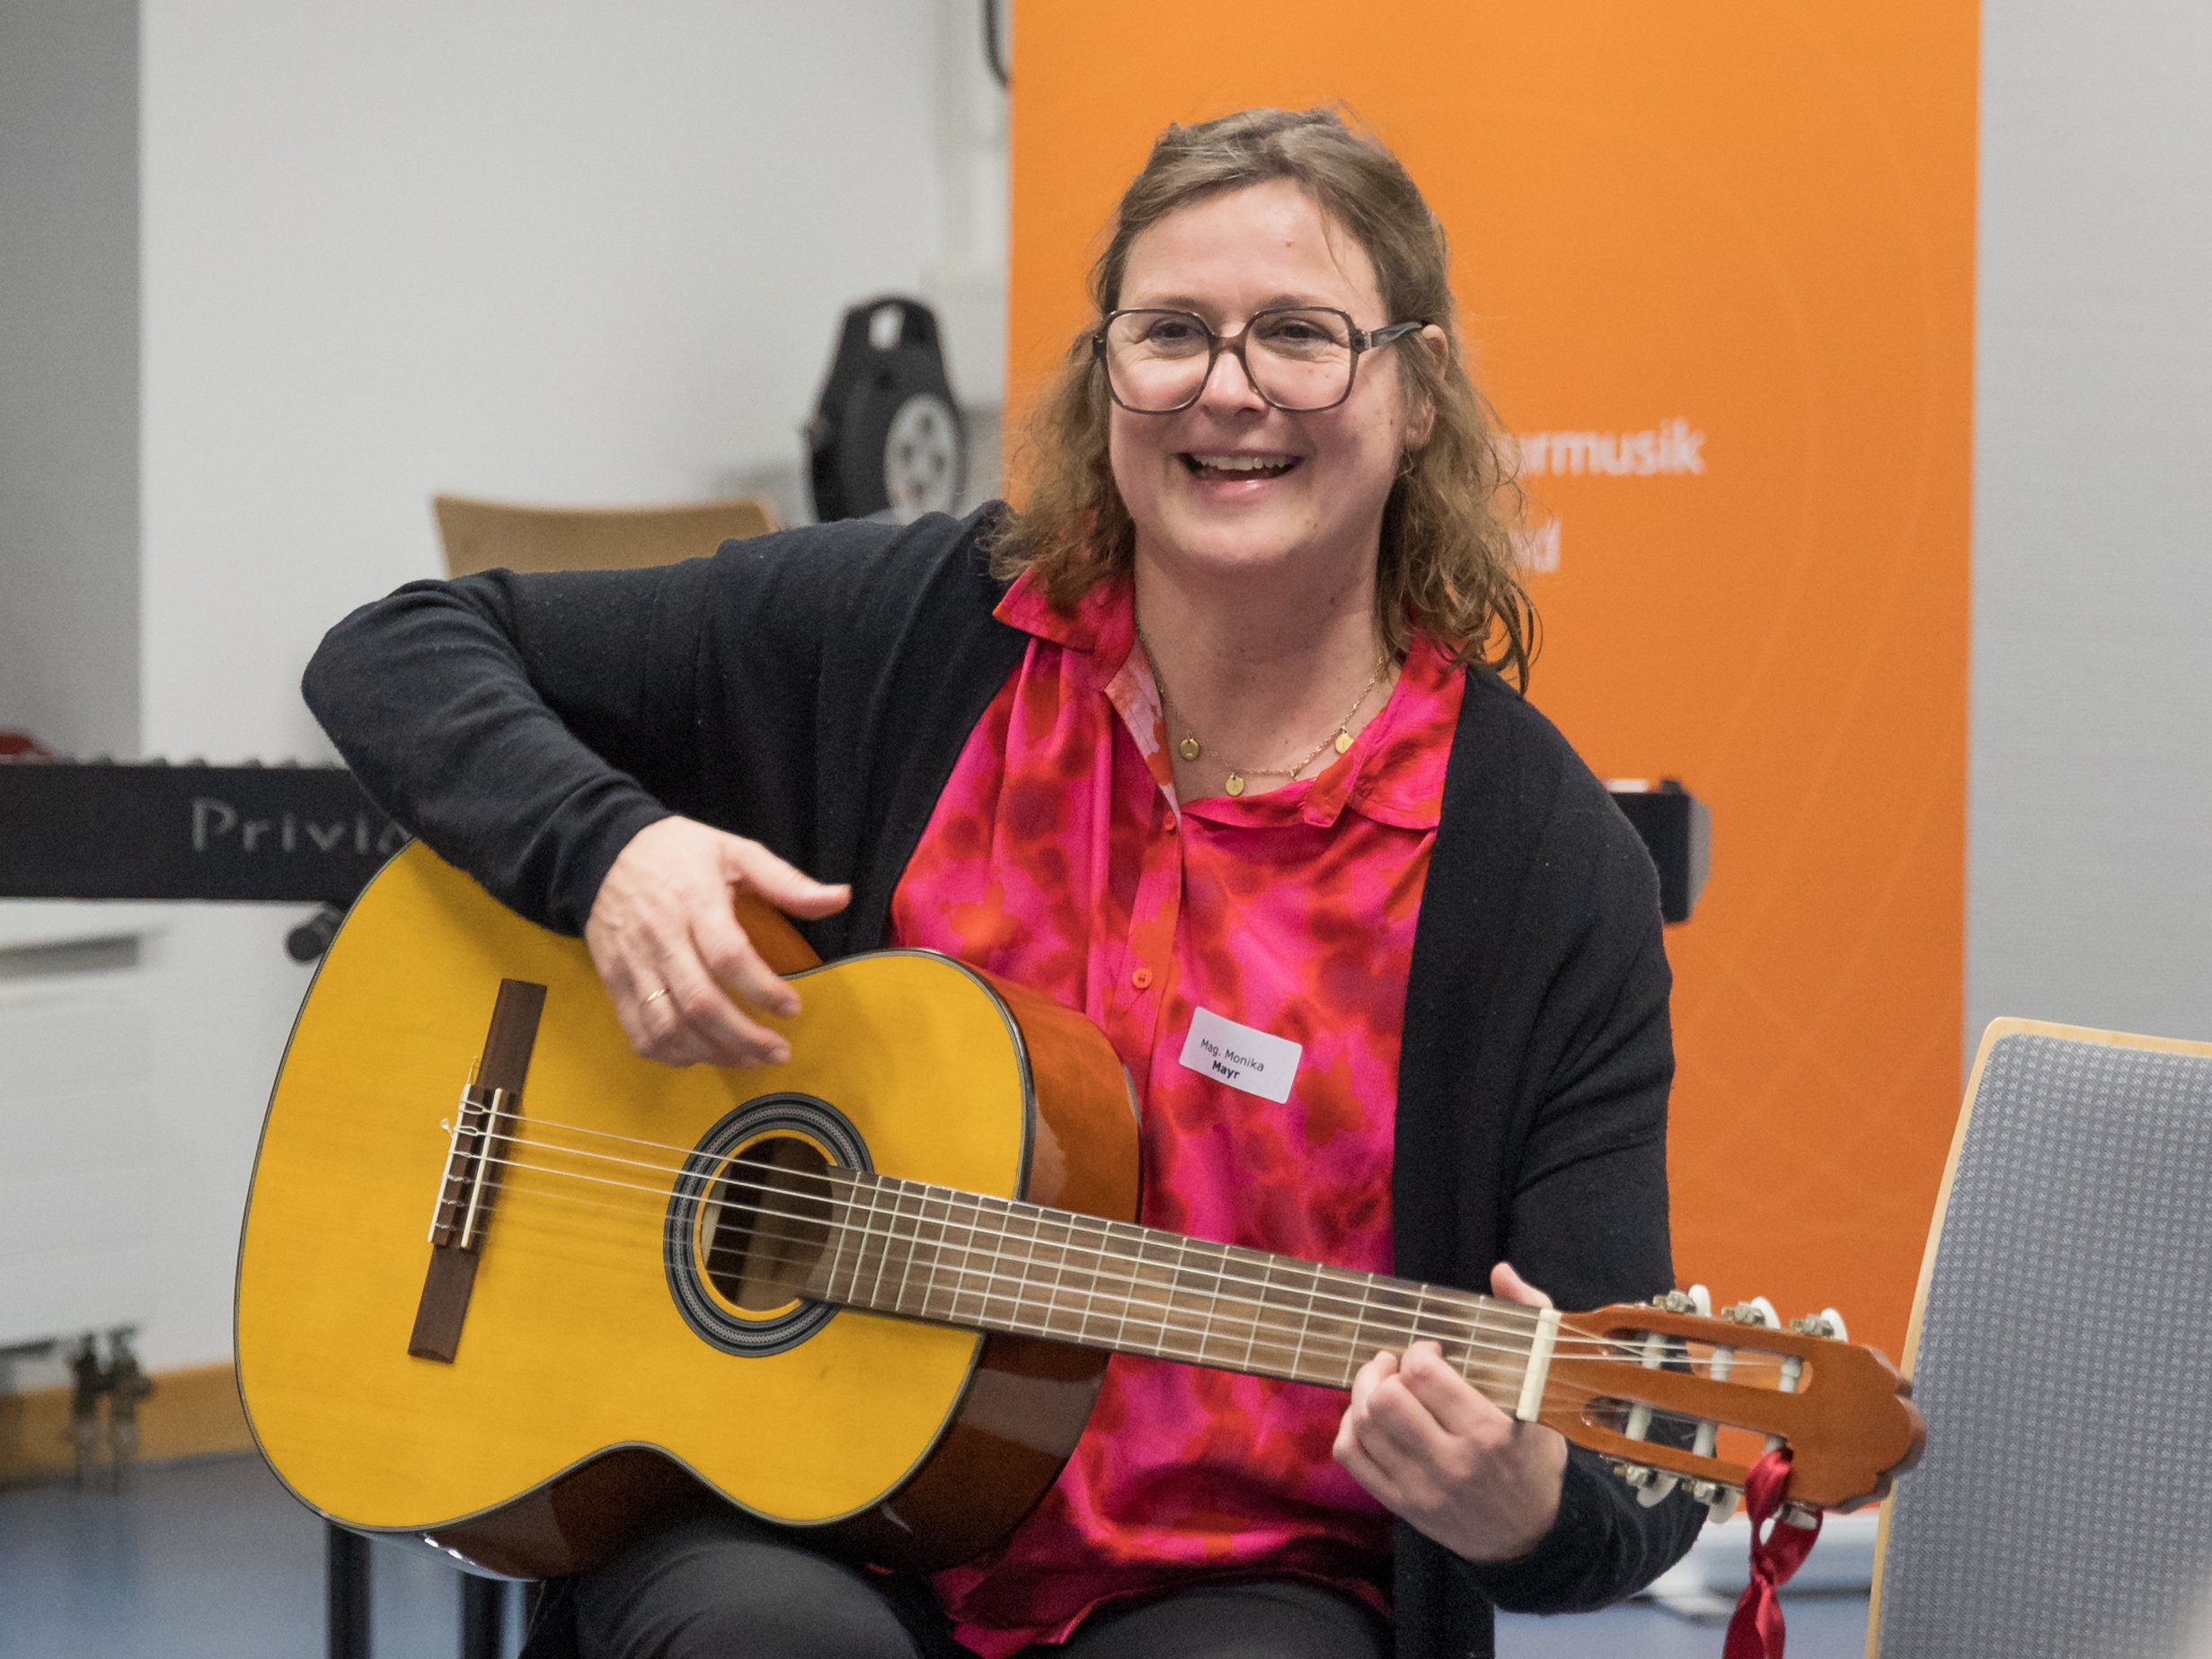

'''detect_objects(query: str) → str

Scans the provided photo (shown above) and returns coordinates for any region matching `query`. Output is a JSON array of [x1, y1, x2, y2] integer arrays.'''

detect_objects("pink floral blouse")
[[887, 569, 1465, 1655]]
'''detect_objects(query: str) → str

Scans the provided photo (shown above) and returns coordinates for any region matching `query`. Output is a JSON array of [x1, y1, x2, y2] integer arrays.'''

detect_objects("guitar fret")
[[865, 1177, 907, 1317], [1303, 1260, 1345, 1380], [862, 1178, 893, 1310], [821, 1171, 855, 1302], [886, 1180, 921, 1318], [1105, 1220, 1140, 1349], [1123, 1230, 1159, 1354], [1116, 1227, 1157, 1355], [982, 1203, 1022, 1336], [1041, 1208, 1084, 1342], [1336, 1274, 1371, 1389], [828, 1182, 1542, 1418], [1172, 1236, 1209, 1362], [956, 1190, 995, 1326], [977, 1193, 1014, 1328], [917, 1185, 952, 1321], [1164, 1234, 1193, 1361], [1366, 1275, 1423, 1371], [1192, 1239, 1226, 1364], [1070, 1212, 1112, 1345], [940, 1189, 978, 1327], [995, 1192, 1040, 1336], [1235, 1242, 1301, 1377], [1411, 1281, 1435, 1367], [1285, 1256, 1323, 1382], [1240, 1252, 1273, 1371], [855, 1177, 890, 1307]]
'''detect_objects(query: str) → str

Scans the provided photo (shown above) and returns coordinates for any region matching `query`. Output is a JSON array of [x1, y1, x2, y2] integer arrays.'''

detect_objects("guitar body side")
[[235, 845, 1139, 1576], [818, 972, 1143, 1568]]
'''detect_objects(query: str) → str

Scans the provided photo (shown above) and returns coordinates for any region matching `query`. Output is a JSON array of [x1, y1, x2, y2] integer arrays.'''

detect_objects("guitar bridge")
[[408, 978, 545, 1363]]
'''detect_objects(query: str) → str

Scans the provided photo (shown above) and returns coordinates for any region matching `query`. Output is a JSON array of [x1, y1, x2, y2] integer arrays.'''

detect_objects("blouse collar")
[[995, 570, 1455, 832]]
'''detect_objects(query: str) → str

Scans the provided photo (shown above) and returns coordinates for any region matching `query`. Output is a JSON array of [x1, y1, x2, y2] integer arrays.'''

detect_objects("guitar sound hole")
[[700, 1136, 835, 1312]]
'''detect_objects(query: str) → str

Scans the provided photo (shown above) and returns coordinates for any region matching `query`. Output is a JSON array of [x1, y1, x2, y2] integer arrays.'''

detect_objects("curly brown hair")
[[989, 106, 1535, 686]]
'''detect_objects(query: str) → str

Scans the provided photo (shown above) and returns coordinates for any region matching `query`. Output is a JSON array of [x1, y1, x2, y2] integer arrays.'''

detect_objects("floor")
[[0, 1455, 1871, 1659]]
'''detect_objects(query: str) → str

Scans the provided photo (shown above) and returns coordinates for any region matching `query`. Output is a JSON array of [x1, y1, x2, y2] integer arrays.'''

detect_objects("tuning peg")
[[1721, 1297, 1780, 1327], [1686, 1478, 1741, 1521], [1789, 1308, 1849, 1341], [1607, 1460, 1684, 1507], [1779, 1502, 1822, 1531], [1650, 1284, 1713, 1316]]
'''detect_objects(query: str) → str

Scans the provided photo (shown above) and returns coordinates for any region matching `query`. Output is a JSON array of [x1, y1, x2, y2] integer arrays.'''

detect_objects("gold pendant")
[[1225, 773, 1246, 797], [1333, 729, 1353, 754], [1178, 735, 1201, 762]]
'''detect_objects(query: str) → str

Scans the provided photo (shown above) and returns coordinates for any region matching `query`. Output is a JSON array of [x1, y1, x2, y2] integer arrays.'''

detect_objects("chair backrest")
[[432, 494, 774, 578], [1870, 1019, 2212, 1659]]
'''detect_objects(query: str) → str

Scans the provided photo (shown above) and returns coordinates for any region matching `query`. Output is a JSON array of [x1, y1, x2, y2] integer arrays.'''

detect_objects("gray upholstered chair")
[[1870, 1019, 2212, 1658]]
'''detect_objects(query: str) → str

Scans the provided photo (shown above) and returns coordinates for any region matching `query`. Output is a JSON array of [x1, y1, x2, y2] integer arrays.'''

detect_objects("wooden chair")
[[1870, 1019, 2212, 1656], [432, 493, 774, 578]]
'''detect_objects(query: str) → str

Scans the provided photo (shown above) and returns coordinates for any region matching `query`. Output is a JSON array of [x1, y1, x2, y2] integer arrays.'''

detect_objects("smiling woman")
[[300, 102, 1697, 1659], [995, 109, 1534, 694]]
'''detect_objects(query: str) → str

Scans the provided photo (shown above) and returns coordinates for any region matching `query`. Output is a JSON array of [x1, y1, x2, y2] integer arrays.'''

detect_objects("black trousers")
[[545, 1510, 1391, 1659]]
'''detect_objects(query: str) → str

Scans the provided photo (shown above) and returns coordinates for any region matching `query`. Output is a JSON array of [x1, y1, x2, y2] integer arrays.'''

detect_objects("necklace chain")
[[1137, 627, 1390, 799]]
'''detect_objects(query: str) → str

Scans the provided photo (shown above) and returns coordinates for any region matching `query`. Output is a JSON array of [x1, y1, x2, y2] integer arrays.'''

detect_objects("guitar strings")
[[447, 1184, 1726, 1446], [472, 1134, 1652, 1368], [430, 1134, 1758, 1450], [443, 1130, 1790, 1380], [464, 1114, 1661, 1366], [508, 1124, 1792, 1378], [478, 1128, 1785, 1375], [459, 1178, 1720, 1436], [500, 1109, 1796, 1373], [474, 1141, 1587, 1374], [479, 1192, 1536, 1393]]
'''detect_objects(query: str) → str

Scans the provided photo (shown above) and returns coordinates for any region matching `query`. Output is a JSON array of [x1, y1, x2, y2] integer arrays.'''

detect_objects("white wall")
[[140, 0, 948, 765], [0, 0, 139, 758], [1968, 1, 2212, 1047], [113, 0, 970, 1372]]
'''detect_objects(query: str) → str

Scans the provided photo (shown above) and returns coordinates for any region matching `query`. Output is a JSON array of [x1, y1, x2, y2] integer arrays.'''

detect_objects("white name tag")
[[1178, 1006, 1302, 1103]]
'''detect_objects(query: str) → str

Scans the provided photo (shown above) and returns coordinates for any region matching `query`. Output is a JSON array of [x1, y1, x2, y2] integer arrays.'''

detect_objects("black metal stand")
[[326, 1523, 371, 1659], [460, 1574, 506, 1659]]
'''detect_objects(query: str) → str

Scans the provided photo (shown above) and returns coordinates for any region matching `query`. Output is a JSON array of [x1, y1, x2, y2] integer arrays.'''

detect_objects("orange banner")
[[1007, 2, 1977, 1361]]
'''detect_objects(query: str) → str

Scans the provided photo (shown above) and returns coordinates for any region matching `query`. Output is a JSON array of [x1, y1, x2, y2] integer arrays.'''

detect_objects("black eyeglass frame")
[[1091, 306, 1428, 414]]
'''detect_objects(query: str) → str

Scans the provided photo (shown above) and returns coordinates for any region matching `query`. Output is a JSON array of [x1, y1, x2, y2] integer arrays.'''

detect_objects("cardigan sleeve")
[[1449, 781, 1706, 1613], [300, 514, 973, 936]]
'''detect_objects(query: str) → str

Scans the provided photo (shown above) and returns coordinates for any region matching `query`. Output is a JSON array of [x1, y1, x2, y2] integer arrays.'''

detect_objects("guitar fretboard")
[[793, 1169, 1547, 1409]]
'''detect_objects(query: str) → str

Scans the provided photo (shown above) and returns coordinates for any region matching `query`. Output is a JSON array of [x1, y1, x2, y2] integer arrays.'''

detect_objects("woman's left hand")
[[1332, 1261, 1571, 1564]]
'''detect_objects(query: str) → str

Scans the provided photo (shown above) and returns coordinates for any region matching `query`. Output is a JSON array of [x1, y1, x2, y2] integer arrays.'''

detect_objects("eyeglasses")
[[1093, 306, 1425, 414]]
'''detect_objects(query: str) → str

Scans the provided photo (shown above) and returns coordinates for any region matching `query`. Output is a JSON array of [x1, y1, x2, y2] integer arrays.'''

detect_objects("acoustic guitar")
[[234, 843, 1923, 1579]]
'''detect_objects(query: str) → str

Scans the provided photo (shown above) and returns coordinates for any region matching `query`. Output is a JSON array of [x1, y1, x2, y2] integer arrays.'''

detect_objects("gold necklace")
[[1137, 628, 1391, 798]]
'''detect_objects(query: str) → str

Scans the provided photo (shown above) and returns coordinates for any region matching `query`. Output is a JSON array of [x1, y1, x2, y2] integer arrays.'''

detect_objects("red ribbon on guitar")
[[1722, 1449, 1822, 1659]]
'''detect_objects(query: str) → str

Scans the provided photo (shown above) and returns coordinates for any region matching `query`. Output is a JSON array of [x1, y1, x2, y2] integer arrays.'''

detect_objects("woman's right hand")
[[584, 816, 850, 1069]]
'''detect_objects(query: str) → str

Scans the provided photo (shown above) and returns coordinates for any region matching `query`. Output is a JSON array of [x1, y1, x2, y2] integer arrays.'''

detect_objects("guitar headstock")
[[1540, 1287, 1924, 1522]]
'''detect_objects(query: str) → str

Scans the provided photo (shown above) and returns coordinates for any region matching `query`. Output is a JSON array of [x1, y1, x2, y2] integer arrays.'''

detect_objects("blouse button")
[[1131, 966, 1154, 990]]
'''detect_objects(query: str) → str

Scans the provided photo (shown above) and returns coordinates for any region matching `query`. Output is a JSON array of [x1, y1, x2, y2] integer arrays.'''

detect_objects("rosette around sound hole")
[[664, 1095, 872, 1357]]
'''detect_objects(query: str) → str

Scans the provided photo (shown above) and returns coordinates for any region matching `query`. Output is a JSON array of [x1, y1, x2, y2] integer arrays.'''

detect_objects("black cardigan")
[[304, 505, 1703, 1658]]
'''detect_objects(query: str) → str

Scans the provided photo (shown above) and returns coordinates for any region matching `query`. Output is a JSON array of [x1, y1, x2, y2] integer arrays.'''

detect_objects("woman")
[[306, 107, 1699, 1659]]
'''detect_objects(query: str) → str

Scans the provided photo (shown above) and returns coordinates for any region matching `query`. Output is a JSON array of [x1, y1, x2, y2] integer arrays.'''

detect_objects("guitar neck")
[[798, 1169, 1549, 1411]]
